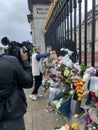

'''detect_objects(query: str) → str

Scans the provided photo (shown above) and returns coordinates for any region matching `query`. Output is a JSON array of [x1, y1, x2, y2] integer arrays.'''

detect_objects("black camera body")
[[1, 37, 33, 63]]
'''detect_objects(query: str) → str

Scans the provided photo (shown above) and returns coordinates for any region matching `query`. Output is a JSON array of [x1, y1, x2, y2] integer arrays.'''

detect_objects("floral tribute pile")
[[54, 122, 79, 130], [54, 121, 98, 130], [42, 48, 98, 128]]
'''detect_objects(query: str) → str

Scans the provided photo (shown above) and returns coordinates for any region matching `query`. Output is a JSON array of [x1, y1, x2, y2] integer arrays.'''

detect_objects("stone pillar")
[[27, 0, 50, 52]]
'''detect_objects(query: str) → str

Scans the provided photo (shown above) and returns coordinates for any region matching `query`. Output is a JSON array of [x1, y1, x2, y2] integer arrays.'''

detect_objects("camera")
[[1, 37, 33, 63]]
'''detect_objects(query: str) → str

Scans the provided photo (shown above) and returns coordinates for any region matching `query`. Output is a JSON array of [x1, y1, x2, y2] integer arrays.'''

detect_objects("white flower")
[[60, 48, 65, 51], [83, 73, 90, 82], [60, 48, 73, 56], [74, 114, 79, 118], [73, 63, 81, 73], [58, 54, 73, 68]]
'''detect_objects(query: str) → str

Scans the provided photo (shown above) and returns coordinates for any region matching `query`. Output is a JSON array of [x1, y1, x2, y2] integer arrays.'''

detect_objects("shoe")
[[29, 94, 37, 100], [29, 94, 33, 99], [32, 95, 37, 100], [37, 94, 43, 98]]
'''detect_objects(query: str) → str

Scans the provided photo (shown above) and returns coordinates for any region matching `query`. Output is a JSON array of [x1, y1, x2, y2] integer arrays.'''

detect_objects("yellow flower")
[[71, 122, 79, 130], [77, 89, 84, 93], [77, 93, 81, 97], [77, 97, 81, 101]]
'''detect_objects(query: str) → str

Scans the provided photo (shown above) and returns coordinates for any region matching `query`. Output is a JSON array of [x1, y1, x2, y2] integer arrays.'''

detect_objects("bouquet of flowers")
[[54, 122, 79, 130]]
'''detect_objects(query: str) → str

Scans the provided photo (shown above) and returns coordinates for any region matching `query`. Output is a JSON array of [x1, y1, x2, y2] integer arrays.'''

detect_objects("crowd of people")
[[0, 41, 55, 130]]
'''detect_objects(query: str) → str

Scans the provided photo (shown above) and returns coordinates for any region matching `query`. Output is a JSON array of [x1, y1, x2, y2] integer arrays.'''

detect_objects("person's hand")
[[50, 50, 56, 55], [50, 51, 57, 59], [20, 46, 28, 61]]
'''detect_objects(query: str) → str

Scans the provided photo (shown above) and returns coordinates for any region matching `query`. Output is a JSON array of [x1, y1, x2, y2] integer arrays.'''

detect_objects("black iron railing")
[[45, 0, 98, 67]]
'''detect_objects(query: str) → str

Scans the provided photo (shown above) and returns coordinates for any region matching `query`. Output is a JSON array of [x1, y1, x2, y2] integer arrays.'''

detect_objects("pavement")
[[24, 88, 65, 130]]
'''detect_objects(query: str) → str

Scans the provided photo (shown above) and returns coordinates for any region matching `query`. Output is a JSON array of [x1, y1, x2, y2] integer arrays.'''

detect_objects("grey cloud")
[[0, 0, 31, 45]]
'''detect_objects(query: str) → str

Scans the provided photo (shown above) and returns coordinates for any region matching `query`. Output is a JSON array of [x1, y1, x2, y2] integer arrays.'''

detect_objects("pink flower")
[[58, 56, 62, 60], [85, 67, 95, 74], [55, 77, 61, 83]]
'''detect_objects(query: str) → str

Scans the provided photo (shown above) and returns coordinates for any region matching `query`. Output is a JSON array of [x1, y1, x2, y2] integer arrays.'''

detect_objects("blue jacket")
[[36, 52, 50, 61]]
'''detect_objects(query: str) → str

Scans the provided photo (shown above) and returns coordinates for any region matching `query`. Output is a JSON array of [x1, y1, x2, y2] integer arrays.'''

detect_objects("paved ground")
[[24, 89, 65, 130]]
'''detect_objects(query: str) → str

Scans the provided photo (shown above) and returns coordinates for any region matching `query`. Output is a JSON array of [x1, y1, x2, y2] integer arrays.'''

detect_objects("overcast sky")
[[0, 0, 31, 46]]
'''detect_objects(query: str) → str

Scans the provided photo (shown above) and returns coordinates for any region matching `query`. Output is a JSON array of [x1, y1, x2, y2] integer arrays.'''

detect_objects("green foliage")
[[59, 64, 66, 72], [83, 125, 88, 130], [54, 126, 61, 130], [80, 64, 87, 72]]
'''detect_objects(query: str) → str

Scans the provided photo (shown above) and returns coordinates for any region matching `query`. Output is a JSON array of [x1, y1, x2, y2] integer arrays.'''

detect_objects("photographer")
[[1, 37, 33, 64], [0, 46, 33, 130]]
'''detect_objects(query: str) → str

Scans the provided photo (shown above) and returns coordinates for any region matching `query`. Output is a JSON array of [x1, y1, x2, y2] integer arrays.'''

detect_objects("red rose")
[[90, 91, 95, 97], [95, 102, 98, 108]]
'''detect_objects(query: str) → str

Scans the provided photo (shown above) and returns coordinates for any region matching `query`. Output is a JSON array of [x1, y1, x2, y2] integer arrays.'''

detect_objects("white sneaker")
[[29, 94, 37, 100], [29, 94, 33, 99], [32, 95, 37, 100], [37, 94, 43, 97]]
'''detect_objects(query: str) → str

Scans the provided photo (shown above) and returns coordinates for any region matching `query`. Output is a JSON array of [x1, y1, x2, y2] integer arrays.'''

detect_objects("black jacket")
[[0, 53, 33, 121]]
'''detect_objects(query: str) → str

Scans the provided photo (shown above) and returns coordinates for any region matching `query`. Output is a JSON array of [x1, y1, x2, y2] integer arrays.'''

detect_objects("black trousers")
[[0, 116, 25, 130], [32, 73, 42, 94]]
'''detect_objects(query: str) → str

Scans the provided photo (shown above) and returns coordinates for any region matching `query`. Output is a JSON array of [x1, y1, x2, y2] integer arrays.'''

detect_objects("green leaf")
[[80, 64, 87, 72]]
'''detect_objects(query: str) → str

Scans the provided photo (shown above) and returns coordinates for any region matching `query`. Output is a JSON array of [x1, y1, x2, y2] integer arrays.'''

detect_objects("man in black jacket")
[[0, 47, 33, 130]]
